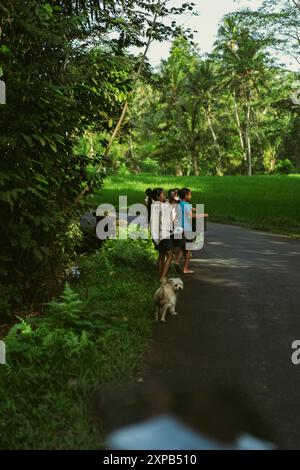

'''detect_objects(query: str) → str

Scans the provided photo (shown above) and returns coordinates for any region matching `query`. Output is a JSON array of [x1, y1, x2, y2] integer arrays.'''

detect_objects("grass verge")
[[0, 238, 157, 449]]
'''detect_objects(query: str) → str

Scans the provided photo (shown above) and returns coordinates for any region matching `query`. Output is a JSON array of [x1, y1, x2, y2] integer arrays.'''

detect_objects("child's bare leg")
[[157, 253, 165, 278], [175, 249, 183, 265], [161, 250, 173, 280], [183, 250, 194, 274]]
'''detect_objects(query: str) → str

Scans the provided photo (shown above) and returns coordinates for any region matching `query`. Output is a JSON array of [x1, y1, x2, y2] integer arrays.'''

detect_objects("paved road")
[[143, 223, 300, 449]]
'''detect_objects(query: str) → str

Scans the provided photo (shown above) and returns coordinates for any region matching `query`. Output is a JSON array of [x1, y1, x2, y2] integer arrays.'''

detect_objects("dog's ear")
[[169, 278, 182, 285]]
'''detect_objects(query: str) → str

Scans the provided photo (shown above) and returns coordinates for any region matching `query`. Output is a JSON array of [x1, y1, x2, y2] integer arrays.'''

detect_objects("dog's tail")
[[160, 277, 168, 286]]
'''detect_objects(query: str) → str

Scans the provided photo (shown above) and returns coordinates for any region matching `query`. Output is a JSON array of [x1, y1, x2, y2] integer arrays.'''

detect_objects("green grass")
[[91, 173, 300, 236], [0, 238, 157, 449]]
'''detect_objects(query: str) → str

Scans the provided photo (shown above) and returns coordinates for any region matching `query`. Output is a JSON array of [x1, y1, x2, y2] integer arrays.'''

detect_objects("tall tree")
[[214, 15, 273, 175]]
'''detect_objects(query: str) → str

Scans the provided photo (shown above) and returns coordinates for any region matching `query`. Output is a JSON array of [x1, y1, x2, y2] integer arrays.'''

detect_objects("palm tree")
[[214, 15, 271, 175], [185, 60, 224, 174]]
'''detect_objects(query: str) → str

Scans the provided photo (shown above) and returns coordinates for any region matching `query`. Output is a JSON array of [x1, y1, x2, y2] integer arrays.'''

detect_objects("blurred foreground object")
[[92, 378, 277, 450], [107, 414, 274, 450]]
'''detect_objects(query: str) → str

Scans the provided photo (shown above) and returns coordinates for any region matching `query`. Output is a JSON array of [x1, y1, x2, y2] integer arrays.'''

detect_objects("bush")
[[139, 157, 161, 175], [0, 238, 157, 449], [0, 2, 132, 312], [274, 159, 295, 175]]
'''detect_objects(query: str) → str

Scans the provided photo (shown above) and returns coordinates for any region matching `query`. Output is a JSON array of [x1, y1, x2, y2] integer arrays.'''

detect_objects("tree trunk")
[[206, 108, 223, 175], [129, 134, 135, 161], [234, 93, 247, 166], [206, 111, 217, 143], [245, 100, 252, 176], [104, 101, 129, 159], [191, 149, 199, 176], [103, 1, 161, 160], [88, 133, 94, 158]]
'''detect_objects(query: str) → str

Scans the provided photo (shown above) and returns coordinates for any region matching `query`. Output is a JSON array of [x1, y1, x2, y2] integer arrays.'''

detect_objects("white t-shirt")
[[150, 201, 173, 244]]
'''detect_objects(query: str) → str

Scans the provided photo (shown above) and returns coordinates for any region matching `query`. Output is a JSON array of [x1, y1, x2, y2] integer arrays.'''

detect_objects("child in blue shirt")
[[175, 188, 208, 274]]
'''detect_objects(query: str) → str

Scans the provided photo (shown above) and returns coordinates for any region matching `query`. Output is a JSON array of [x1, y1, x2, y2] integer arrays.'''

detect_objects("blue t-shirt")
[[179, 201, 192, 232]]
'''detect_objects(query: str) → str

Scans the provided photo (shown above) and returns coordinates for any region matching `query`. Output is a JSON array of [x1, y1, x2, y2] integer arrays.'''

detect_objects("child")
[[167, 188, 180, 225], [167, 189, 183, 272], [175, 188, 207, 274], [145, 188, 153, 224], [150, 188, 174, 281]]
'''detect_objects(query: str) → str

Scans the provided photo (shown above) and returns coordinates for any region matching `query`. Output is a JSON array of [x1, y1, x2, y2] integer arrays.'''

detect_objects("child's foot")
[[175, 264, 183, 274], [183, 269, 194, 274]]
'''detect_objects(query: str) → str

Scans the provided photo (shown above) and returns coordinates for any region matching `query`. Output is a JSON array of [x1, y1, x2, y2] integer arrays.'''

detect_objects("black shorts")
[[154, 238, 174, 254], [174, 232, 195, 252], [184, 231, 196, 243], [172, 237, 183, 249]]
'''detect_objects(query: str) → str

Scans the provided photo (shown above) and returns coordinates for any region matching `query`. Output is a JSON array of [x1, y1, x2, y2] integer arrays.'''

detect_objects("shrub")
[[274, 159, 295, 175], [0, 1, 132, 312], [139, 157, 161, 175], [0, 238, 157, 449]]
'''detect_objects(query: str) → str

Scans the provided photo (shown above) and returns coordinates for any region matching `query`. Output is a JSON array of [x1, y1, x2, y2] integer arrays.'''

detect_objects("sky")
[[134, 0, 299, 70]]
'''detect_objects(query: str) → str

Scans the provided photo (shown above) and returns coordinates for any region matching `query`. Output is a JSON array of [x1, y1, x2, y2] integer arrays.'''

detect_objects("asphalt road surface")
[[143, 223, 300, 449]]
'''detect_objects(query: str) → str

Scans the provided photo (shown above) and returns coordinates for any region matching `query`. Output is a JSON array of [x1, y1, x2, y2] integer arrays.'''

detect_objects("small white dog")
[[154, 278, 184, 323]]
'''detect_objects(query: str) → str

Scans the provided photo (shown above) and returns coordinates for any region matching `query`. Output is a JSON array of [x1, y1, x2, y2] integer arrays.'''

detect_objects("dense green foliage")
[[98, 174, 300, 236], [127, 30, 298, 177], [103, 3, 300, 177], [0, 238, 157, 449], [0, 2, 126, 312], [0, 0, 195, 313]]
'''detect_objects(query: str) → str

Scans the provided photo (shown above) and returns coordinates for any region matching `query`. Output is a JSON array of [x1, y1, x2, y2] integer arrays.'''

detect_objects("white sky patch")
[[130, 0, 299, 71]]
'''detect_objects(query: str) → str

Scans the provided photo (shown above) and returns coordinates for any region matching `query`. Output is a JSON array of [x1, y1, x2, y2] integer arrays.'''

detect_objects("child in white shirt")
[[150, 188, 174, 281]]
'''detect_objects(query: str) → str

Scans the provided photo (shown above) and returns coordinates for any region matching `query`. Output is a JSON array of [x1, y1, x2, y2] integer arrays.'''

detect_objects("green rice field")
[[92, 174, 300, 236]]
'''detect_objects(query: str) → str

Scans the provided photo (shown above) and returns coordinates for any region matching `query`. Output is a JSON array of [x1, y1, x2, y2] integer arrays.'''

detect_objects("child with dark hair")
[[145, 188, 153, 224], [150, 188, 174, 281], [176, 188, 208, 274], [167, 188, 182, 269], [167, 188, 180, 225], [174, 188, 194, 274], [167, 188, 180, 203], [145, 188, 153, 205]]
